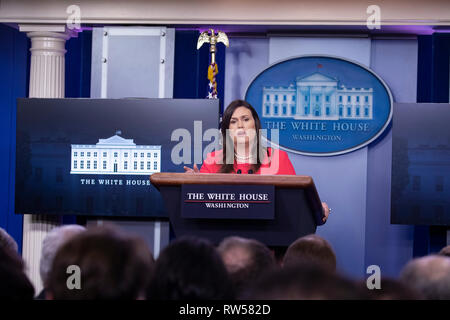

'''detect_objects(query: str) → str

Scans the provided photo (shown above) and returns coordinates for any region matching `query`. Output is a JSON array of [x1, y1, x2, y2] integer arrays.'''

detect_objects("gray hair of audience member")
[[0, 227, 18, 253], [438, 245, 450, 257], [399, 255, 450, 300], [39, 225, 86, 287], [283, 234, 337, 271], [217, 236, 276, 294]]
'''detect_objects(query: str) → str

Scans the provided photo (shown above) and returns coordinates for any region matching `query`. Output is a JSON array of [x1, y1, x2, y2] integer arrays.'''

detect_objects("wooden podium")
[[150, 173, 324, 246]]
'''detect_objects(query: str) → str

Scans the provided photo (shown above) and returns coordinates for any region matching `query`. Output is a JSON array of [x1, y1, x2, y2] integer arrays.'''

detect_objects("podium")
[[150, 173, 324, 246]]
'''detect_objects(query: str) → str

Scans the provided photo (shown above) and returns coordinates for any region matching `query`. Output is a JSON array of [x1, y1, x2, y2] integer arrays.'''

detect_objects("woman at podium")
[[184, 99, 296, 175], [184, 100, 330, 222]]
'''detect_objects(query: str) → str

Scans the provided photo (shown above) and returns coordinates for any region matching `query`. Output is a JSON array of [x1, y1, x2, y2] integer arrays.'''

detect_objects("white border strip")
[[153, 221, 161, 258], [100, 27, 109, 98]]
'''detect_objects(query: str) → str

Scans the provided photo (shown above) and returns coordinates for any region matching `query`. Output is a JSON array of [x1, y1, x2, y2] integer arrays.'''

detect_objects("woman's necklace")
[[234, 152, 250, 161]]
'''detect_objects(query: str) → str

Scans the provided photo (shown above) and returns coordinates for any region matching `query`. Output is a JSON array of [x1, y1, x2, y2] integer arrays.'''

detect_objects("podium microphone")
[[236, 169, 242, 174], [248, 169, 254, 174]]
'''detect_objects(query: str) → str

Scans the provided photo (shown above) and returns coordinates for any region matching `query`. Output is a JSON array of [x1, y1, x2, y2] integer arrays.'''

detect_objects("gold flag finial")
[[197, 29, 229, 65], [197, 29, 229, 99]]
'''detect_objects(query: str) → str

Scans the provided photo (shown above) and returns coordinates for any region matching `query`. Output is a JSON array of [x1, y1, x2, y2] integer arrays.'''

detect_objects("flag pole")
[[197, 29, 229, 99]]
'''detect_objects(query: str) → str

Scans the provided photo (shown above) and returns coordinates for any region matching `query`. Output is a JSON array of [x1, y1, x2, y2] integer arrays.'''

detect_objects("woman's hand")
[[184, 164, 199, 173], [321, 202, 331, 223]]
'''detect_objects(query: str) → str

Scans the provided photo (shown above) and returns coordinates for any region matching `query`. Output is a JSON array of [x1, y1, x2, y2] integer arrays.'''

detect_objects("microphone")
[[236, 169, 242, 174], [248, 169, 254, 174]]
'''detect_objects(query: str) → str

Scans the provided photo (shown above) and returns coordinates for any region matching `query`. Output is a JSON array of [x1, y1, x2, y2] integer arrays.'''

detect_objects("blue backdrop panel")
[[267, 37, 372, 277], [365, 39, 417, 277], [66, 31, 92, 98], [224, 35, 420, 278], [0, 24, 29, 252]]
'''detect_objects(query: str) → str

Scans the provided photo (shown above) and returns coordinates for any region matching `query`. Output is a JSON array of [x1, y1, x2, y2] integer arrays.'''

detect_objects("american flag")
[[207, 62, 218, 99]]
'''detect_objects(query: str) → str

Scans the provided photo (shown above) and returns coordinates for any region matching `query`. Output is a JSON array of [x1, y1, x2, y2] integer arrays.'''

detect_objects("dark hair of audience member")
[[0, 246, 35, 300], [147, 236, 235, 300], [217, 236, 276, 296], [282, 234, 337, 272], [438, 245, 450, 257], [46, 226, 155, 300], [356, 277, 423, 300], [242, 261, 366, 300]]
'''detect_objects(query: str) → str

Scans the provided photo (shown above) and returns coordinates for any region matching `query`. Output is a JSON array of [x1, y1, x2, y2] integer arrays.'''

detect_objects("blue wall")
[[0, 24, 29, 252], [0, 25, 93, 246]]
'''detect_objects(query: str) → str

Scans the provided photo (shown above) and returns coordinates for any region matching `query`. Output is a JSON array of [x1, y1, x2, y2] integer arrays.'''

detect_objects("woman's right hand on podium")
[[184, 164, 200, 173]]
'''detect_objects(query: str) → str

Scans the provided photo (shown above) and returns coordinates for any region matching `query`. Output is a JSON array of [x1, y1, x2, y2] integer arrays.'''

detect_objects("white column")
[[19, 25, 75, 295], [28, 31, 69, 97]]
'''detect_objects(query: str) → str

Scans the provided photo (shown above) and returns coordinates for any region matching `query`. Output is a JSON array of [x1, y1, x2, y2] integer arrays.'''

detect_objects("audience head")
[[46, 226, 154, 300], [400, 255, 450, 300], [0, 227, 18, 253], [147, 236, 234, 300], [358, 277, 422, 300], [438, 245, 450, 257], [243, 262, 364, 300], [217, 236, 276, 295], [40, 224, 86, 288], [283, 234, 337, 272], [0, 245, 35, 300]]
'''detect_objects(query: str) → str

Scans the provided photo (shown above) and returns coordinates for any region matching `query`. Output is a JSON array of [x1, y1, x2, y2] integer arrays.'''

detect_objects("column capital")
[[19, 24, 78, 40], [21, 24, 76, 98]]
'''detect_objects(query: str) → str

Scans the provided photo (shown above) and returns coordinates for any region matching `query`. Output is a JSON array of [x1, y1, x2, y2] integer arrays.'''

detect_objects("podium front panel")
[[160, 185, 317, 246]]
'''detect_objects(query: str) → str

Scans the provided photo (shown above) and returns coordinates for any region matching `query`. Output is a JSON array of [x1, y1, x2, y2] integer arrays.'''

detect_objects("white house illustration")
[[70, 133, 161, 175], [262, 72, 373, 120]]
